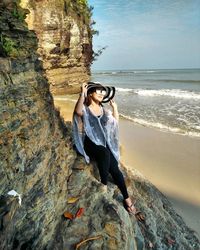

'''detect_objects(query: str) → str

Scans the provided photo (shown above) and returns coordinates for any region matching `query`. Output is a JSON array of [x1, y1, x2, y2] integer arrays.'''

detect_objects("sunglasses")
[[95, 89, 107, 96]]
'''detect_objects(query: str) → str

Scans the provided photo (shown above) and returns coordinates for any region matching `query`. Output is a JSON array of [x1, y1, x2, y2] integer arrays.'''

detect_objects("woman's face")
[[90, 88, 106, 103]]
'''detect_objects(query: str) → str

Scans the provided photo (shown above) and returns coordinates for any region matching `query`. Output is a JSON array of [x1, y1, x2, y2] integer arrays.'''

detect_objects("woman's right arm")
[[73, 83, 88, 116]]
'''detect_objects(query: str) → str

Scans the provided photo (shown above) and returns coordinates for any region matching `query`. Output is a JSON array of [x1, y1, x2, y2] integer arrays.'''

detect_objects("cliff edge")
[[20, 0, 93, 95]]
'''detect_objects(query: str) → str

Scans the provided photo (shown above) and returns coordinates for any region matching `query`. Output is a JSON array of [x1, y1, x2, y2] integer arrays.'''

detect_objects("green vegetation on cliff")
[[64, 0, 98, 35], [12, 5, 26, 21], [0, 35, 17, 57], [0, 0, 32, 58], [64, 0, 91, 23]]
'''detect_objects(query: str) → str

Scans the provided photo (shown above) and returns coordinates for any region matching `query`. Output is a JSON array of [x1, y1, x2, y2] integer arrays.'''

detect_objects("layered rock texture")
[[0, 1, 200, 249], [20, 0, 93, 95]]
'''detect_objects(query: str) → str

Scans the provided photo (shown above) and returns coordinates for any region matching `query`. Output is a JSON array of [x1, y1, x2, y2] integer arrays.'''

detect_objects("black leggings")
[[84, 135, 129, 199]]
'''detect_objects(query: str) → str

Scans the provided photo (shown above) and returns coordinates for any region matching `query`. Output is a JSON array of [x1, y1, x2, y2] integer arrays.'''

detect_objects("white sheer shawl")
[[72, 104, 120, 163]]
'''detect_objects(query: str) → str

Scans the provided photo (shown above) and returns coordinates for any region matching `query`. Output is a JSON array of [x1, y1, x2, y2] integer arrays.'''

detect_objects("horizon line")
[[91, 67, 200, 72]]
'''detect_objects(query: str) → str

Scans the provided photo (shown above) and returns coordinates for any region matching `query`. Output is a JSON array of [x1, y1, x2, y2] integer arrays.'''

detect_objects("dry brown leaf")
[[75, 235, 102, 250], [63, 211, 74, 220], [75, 208, 84, 218], [67, 197, 79, 204]]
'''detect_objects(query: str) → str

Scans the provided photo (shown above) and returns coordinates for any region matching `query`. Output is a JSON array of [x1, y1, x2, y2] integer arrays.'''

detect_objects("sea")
[[91, 68, 200, 138]]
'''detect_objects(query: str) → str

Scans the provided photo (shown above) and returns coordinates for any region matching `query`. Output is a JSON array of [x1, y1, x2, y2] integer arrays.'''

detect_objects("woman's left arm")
[[109, 99, 119, 122]]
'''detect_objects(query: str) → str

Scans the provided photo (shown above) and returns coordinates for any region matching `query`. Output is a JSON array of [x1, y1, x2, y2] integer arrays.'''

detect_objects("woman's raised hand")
[[110, 99, 119, 121], [81, 83, 88, 96], [74, 83, 87, 116], [109, 99, 118, 109]]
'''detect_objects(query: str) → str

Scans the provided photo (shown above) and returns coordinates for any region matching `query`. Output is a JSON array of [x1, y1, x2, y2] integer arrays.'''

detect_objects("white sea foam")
[[134, 89, 200, 100], [119, 113, 200, 138], [132, 70, 156, 73], [116, 88, 200, 99], [95, 70, 157, 74], [191, 125, 200, 130], [116, 87, 133, 92]]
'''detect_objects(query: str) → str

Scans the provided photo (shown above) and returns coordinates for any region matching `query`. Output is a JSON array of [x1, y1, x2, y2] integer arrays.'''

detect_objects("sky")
[[88, 0, 200, 70]]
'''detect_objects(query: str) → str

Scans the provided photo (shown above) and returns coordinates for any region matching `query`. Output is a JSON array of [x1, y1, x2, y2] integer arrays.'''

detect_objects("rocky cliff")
[[20, 0, 93, 95], [0, 1, 200, 250]]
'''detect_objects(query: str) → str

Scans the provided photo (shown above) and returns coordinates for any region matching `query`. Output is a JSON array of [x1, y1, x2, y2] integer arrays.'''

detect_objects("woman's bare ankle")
[[124, 197, 137, 214], [125, 197, 135, 204], [125, 197, 132, 205]]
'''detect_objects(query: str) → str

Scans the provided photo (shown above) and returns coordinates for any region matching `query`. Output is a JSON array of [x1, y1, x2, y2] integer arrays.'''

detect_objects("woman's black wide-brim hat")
[[87, 81, 115, 103]]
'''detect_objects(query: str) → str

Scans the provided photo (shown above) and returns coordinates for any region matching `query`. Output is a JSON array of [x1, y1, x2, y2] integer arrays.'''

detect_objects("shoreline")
[[54, 96, 200, 239], [119, 118, 200, 206], [119, 118, 200, 239], [119, 113, 200, 139]]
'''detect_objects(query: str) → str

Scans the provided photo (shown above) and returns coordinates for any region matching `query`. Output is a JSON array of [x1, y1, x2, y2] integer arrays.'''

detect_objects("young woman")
[[72, 82, 136, 214]]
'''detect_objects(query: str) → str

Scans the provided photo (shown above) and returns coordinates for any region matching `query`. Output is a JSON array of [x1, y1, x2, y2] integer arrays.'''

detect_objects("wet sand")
[[54, 96, 200, 239], [119, 119, 200, 239]]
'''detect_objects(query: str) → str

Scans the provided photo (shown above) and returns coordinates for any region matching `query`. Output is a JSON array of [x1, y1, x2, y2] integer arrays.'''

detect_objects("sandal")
[[123, 200, 137, 215], [135, 210, 145, 222]]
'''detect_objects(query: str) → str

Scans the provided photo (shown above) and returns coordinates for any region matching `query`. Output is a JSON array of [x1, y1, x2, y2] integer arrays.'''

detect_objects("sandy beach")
[[54, 96, 200, 239], [119, 119, 200, 239]]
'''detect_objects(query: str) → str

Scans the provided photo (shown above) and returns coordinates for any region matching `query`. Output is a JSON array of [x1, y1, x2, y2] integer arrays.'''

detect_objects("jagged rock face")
[[0, 1, 200, 250], [20, 0, 93, 95], [0, 2, 76, 248]]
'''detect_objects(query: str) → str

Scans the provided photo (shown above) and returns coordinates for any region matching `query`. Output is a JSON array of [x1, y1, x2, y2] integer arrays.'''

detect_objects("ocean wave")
[[134, 89, 200, 100], [93, 71, 119, 75], [119, 113, 200, 138], [116, 87, 133, 92], [116, 88, 200, 99], [133, 70, 156, 73], [148, 79, 200, 83], [93, 70, 157, 75]]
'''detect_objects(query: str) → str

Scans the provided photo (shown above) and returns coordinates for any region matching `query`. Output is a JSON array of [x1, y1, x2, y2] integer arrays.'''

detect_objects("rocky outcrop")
[[0, 1, 199, 249], [0, 1, 76, 248], [52, 157, 200, 249], [20, 0, 93, 95]]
